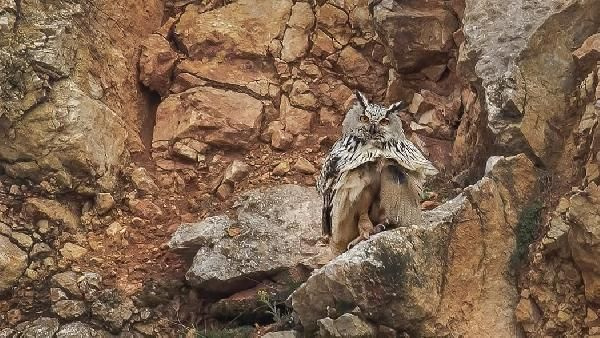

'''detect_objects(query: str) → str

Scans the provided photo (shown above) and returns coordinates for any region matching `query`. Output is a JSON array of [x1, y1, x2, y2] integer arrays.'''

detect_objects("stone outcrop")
[[459, 0, 600, 166], [0, 0, 164, 192], [143, 0, 465, 172], [291, 154, 541, 335], [171, 184, 322, 295]]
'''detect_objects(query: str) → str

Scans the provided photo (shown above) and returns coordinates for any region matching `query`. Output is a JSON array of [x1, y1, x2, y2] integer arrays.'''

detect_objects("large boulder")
[[459, 0, 600, 164], [291, 154, 541, 335], [172, 184, 322, 295]]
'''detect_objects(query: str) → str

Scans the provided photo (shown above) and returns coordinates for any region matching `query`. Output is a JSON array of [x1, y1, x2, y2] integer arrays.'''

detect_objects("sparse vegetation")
[[257, 290, 293, 328], [510, 201, 543, 268]]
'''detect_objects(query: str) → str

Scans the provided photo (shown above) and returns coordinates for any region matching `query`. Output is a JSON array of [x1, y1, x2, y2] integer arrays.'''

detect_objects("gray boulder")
[[176, 184, 322, 294]]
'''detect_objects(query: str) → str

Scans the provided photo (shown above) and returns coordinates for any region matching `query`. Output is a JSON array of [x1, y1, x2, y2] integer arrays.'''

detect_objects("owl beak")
[[369, 124, 378, 135]]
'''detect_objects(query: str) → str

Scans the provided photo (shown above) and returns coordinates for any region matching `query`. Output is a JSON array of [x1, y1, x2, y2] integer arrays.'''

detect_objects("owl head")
[[342, 91, 407, 142]]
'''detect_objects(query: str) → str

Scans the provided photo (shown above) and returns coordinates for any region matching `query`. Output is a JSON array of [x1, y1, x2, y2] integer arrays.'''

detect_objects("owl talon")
[[347, 235, 367, 250], [373, 223, 386, 233]]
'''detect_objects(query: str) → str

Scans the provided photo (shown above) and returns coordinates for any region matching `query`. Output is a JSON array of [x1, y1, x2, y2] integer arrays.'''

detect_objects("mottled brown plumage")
[[317, 92, 437, 254]]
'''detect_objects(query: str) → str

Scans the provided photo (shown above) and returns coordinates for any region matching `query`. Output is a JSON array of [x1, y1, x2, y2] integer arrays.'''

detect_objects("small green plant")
[[257, 290, 292, 328], [510, 201, 543, 268], [257, 290, 284, 323]]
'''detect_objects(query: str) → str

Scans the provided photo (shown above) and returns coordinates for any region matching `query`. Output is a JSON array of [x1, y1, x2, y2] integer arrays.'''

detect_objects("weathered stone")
[[316, 3, 352, 46], [153, 86, 264, 148], [281, 95, 314, 135], [0, 235, 28, 292], [95, 193, 115, 215], [91, 289, 136, 333], [216, 182, 234, 201], [568, 183, 600, 303], [20, 317, 60, 338], [50, 288, 68, 303], [337, 46, 370, 78], [573, 33, 600, 72], [181, 185, 322, 295], [51, 271, 82, 297], [78, 272, 103, 302], [128, 199, 163, 220], [273, 161, 290, 176], [281, 2, 315, 62], [30, 243, 53, 258], [373, 0, 459, 71], [262, 331, 300, 338], [131, 167, 159, 195], [10, 232, 32, 250], [169, 215, 234, 252], [172, 0, 291, 94], [172, 140, 204, 162], [515, 298, 542, 327], [223, 160, 251, 184], [290, 81, 319, 110], [0, 79, 128, 192], [317, 314, 377, 338], [458, 0, 600, 164], [312, 29, 337, 56], [138, 34, 178, 96], [106, 222, 124, 238], [60, 243, 88, 260], [272, 128, 294, 150], [175, 0, 292, 59], [293, 157, 317, 175], [22, 198, 78, 230], [52, 300, 87, 319], [56, 322, 100, 338]]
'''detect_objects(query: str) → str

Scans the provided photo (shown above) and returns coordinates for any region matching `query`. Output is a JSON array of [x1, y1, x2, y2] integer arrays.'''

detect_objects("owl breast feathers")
[[317, 91, 438, 251]]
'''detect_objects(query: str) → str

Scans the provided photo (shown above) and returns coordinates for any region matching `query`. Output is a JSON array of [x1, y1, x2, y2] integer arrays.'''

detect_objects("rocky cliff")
[[0, 0, 599, 336]]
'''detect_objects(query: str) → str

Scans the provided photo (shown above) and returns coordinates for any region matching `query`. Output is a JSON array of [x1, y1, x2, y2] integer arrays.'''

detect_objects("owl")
[[317, 91, 439, 254]]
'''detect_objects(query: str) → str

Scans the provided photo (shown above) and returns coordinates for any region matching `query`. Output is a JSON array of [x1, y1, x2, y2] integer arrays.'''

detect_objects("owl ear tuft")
[[387, 101, 408, 114], [354, 91, 369, 109]]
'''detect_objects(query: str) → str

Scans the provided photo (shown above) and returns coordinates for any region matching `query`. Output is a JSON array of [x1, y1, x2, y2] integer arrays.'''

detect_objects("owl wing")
[[317, 135, 367, 236], [383, 138, 439, 177]]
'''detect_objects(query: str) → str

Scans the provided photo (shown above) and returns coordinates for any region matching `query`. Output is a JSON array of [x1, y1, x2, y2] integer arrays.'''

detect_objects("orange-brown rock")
[[281, 2, 315, 62], [174, 0, 292, 59], [280, 96, 315, 135], [138, 34, 179, 96], [153, 87, 264, 149], [372, 0, 459, 71]]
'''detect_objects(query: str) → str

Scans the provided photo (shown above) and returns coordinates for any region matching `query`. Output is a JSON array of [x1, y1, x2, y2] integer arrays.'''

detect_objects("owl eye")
[[359, 115, 369, 123], [380, 118, 390, 126]]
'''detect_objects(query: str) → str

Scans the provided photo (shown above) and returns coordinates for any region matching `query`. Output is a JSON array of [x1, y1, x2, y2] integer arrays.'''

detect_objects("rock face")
[[145, 0, 465, 171], [0, 235, 28, 292], [153, 86, 264, 149], [569, 183, 600, 303], [373, 0, 459, 72], [0, 0, 163, 192], [291, 154, 541, 335], [459, 0, 600, 165], [173, 184, 322, 294]]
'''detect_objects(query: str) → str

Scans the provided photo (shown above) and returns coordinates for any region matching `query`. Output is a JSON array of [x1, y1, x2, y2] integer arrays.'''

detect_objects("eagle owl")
[[317, 91, 438, 254]]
